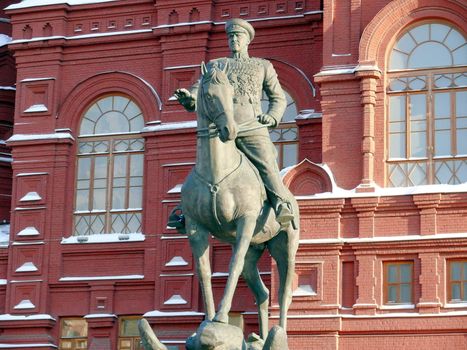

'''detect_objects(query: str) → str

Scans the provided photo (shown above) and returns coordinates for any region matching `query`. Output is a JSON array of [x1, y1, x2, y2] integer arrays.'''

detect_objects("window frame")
[[118, 316, 142, 350], [59, 318, 88, 350], [383, 261, 414, 305], [447, 259, 467, 303], [385, 21, 467, 187], [73, 94, 145, 236]]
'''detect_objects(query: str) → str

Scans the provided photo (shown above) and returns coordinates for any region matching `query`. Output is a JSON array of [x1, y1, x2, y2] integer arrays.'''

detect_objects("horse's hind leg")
[[268, 226, 299, 331], [186, 216, 215, 320], [242, 245, 269, 339]]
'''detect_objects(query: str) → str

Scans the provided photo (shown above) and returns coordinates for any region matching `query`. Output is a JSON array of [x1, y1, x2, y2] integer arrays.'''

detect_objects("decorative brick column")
[[416, 252, 441, 313], [413, 193, 441, 236], [355, 65, 381, 192], [351, 197, 380, 238], [353, 255, 377, 315]]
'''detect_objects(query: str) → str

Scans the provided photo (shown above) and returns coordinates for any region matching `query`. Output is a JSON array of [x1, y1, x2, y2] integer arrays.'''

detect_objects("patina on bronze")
[[141, 19, 300, 350]]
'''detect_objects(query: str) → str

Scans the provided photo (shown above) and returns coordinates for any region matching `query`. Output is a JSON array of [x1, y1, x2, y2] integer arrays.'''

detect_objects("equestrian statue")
[[140, 18, 300, 350]]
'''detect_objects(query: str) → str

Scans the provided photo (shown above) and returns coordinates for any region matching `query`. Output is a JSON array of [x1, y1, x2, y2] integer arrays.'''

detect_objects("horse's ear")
[[201, 61, 208, 76]]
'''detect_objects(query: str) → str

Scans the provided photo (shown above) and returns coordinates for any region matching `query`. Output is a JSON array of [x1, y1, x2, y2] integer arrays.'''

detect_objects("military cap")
[[225, 18, 255, 41]]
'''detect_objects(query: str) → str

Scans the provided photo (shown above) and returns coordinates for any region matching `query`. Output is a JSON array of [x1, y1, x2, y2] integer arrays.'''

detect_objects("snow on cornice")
[[0, 314, 55, 321], [142, 121, 197, 133], [6, 0, 119, 10], [8, 132, 74, 142], [298, 182, 467, 200], [315, 64, 381, 77], [300, 232, 467, 245], [0, 34, 11, 47]]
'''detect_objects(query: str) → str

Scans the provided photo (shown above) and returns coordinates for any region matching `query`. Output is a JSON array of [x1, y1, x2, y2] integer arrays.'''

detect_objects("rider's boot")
[[167, 205, 186, 231], [275, 200, 294, 226]]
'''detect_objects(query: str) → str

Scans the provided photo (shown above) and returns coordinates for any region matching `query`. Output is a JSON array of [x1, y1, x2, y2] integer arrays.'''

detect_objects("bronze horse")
[[179, 62, 299, 339]]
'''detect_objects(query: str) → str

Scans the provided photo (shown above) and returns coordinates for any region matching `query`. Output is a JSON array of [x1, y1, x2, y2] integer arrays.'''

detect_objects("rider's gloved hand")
[[174, 88, 195, 111], [257, 113, 277, 127]]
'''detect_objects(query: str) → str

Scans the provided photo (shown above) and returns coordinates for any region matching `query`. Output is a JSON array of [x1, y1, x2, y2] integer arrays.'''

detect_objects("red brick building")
[[0, 0, 466, 349]]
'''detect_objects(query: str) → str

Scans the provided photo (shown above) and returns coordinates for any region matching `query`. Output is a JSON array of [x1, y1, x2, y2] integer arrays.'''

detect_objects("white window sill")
[[380, 304, 415, 310], [445, 302, 467, 308], [61, 233, 145, 244]]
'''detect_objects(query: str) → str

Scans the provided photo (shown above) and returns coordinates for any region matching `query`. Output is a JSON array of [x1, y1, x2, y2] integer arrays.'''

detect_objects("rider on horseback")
[[171, 18, 295, 229]]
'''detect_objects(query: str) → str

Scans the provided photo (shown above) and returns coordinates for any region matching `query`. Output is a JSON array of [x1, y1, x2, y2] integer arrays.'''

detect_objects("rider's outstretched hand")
[[174, 88, 195, 110], [257, 113, 277, 127]]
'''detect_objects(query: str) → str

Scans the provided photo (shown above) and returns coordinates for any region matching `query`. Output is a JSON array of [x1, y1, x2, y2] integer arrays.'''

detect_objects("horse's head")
[[199, 62, 237, 142]]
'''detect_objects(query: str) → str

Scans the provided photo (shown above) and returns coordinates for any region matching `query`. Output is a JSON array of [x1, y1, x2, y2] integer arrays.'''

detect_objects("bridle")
[[196, 78, 230, 138]]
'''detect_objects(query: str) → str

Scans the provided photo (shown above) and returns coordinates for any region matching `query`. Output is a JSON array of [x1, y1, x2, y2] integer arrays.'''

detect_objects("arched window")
[[262, 90, 298, 169], [387, 22, 467, 186], [74, 95, 145, 236]]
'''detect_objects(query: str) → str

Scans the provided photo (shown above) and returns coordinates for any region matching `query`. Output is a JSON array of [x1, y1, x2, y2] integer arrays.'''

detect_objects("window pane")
[[408, 42, 452, 69], [409, 94, 426, 120], [457, 129, 467, 155], [129, 187, 142, 208], [451, 262, 462, 280], [112, 187, 126, 209], [114, 95, 130, 112], [400, 284, 412, 303], [434, 93, 450, 118], [77, 158, 91, 179], [457, 91, 467, 117], [94, 156, 108, 178], [76, 189, 89, 211], [410, 131, 426, 157], [431, 23, 450, 42], [389, 96, 406, 121], [389, 133, 406, 158], [395, 33, 416, 52], [61, 319, 88, 337], [388, 265, 398, 283], [400, 264, 412, 282], [283, 143, 298, 168], [130, 154, 144, 177], [93, 188, 106, 210], [451, 283, 461, 300], [388, 286, 397, 303], [114, 155, 128, 178], [97, 96, 113, 113], [120, 318, 140, 336], [435, 130, 451, 156]]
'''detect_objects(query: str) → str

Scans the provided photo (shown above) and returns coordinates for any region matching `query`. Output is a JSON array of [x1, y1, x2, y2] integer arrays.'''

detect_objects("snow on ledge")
[[380, 304, 416, 310], [18, 227, 40, 236], [0, 280, 7, 285], [143, 310, 205, 318], [23, 104, 48, 113], [20, 192, 41, 202], [61, 232, 145, 244], [84, 313, 117, 319], [60, 275, 144, 282], [167, 184, 183, 194], [300, 232, 467, 245], [0, 34, 11, 47], [14, 299, 35, 310], [0, 344, 58, 348], [8, 132, 74, 142], [0, 314, 55, 321], [15, 262, 38, 273], [164, 294, 188, 305], [165, 256, 188, 267], [292, 285, 317, 297], [6, 0, 119, 10]]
